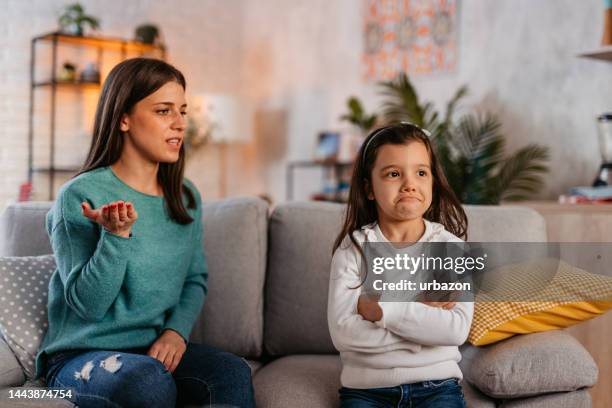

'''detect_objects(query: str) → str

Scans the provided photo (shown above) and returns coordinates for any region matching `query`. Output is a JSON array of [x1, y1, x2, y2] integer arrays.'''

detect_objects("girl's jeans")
[[44, 342, 255, 408], [339, 378, 467, 408]]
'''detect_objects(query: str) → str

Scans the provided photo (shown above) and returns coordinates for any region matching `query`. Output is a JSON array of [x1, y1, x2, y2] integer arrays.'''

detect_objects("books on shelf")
[[559, 186, 612, 204]]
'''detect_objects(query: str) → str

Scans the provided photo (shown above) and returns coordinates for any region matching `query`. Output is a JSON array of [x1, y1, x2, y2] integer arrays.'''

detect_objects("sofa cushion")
[[0, 255, 55, 380], [245, 359, 262, 375], [265, 202, 342, 355], [499, 389, 591, 408], [189, 197, 268, 358], [264, 203, 548, 355], [0, 336, 25, 387], [0, 202, 53, 256], [459, 331, 597, 398], [461, 381, 496, 408], [253, 354, 342, 407], [463, 205, 547, 242], [253, 354, 495, 408]]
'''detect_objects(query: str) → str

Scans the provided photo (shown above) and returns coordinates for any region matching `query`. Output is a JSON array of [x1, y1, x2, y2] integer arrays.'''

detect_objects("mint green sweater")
[[35, 166, 207, 379]]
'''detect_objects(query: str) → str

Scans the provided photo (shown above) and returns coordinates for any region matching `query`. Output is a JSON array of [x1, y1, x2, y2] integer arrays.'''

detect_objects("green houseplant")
[[342, 74, 549, 204], [134, 24, 160, 45], [58, 3, 100, 36], [340, 96, 379, 135]]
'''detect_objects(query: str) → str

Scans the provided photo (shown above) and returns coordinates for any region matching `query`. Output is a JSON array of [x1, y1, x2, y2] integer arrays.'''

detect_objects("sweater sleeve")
[[327, 242, 421, 354], [50, 189, 135, 322], [372, 230, 474, 347], [162, 190, 208, 342], [376, 301, 474, 346]]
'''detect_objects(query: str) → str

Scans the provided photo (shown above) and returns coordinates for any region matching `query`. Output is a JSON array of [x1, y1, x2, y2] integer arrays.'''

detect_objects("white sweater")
[[327, 220, 474, 389]]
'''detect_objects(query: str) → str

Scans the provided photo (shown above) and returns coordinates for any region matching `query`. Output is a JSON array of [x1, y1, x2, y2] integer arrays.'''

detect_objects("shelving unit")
[[28, 31, 166, 200], [286, 160, 353, 202], [578, 45, 612, 61]]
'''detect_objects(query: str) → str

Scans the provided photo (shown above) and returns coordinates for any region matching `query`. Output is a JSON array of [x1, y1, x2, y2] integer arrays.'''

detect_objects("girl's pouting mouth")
[[396, 195, 422, 203]]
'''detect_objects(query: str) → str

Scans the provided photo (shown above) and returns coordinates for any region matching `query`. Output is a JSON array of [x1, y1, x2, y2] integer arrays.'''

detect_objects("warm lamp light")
[[189, 93, 251, 197]]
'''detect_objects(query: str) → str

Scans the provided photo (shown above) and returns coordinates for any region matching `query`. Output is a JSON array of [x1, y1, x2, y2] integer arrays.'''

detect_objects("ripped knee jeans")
[[44, 343, 255, 408], [45, 347, 176, 408]]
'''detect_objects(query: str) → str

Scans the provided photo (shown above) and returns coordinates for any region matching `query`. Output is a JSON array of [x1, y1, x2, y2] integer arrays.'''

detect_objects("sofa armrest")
[[459, 331, 598, 399], [0, 201, 54, 256], [0, 336, 25, 387]]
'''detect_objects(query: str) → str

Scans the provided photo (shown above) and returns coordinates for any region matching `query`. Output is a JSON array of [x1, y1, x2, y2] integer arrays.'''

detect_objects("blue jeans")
[[339, 379, 466, 408], [44, 342, 255, 408]]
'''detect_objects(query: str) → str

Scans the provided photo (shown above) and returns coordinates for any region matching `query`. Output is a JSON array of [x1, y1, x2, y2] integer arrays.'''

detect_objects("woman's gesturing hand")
[[148, 329, 187, 373], [81, 201, 138, 238]]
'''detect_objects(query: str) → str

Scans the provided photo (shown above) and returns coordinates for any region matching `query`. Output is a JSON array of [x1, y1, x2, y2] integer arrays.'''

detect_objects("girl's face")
[[120, 81, 187, 163], [367, 141, 433, 223]]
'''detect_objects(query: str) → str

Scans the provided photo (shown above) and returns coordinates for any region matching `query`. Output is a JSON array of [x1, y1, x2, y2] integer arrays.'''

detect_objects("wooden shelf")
[[28, 31, 167, 200], [32, 167, 80, 174], [578, 45, 612, 61], [33, 80, 100, 89], [286, 160, 353, 201], [288, 160, 353, 168], [34, 31, 165, 54]]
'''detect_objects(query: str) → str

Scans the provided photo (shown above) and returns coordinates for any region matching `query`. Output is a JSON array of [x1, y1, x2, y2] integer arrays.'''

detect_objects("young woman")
[[35, 58, 255, 407], [328, 123, 473, 407]]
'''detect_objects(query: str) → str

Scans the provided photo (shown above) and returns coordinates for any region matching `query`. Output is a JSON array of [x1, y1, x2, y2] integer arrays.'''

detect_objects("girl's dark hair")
[[333, 123, 468, 259], [75, 58, 196, 224]]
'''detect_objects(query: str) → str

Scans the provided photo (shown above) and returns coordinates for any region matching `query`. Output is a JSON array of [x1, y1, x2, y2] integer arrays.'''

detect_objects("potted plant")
[[344, 73, 550, 204], [340, 96, 378, 136], [134, 24, 161, 45], [58, 3, 100, 36]]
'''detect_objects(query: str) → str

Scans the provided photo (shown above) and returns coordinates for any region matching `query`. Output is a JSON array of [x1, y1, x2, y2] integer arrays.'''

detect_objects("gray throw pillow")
[[0, 255, 55, 380], [459, 331, 598, 398]]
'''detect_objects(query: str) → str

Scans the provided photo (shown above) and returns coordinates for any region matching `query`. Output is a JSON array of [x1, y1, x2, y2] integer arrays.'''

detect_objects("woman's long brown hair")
[[75, 58, 196, 224], [333, 123, 468, 275]]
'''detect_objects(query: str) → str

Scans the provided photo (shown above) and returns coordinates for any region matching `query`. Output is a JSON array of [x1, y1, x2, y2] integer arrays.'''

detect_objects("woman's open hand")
[[81, 200, 138, 238], [148, 329, 187, 373]]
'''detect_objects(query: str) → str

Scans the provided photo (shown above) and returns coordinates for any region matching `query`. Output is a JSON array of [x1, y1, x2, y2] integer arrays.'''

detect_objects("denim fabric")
[[339, 378, 466, 408], [44, 342, 255, 408]]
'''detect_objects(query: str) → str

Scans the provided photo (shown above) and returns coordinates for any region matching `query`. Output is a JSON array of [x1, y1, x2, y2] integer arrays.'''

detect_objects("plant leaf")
[[379, 73, 426, 126], [340, 96, 377, 133], [494, 145, 550, 202], [445, 85, 468, 125]]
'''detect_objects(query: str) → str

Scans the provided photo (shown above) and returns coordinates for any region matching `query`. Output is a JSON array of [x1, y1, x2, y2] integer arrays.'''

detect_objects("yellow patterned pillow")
[[468, 259, 612, 346]]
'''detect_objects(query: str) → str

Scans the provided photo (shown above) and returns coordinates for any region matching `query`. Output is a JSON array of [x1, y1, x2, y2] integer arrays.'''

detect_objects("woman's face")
[[120, 81, 187, 163], [368, 141, 433, 223]]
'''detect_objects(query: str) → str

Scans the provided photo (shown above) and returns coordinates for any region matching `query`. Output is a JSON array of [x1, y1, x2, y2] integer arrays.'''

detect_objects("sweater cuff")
[[376, 302, 399, 329], [162, 314, 192, 344], [101, 228, 133, 240]]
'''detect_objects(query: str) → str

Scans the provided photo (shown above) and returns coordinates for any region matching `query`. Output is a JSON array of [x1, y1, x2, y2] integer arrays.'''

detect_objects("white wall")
[[0, 0, 252, 209], [240, 0, 611, 202], [1, 0, 610, 210]]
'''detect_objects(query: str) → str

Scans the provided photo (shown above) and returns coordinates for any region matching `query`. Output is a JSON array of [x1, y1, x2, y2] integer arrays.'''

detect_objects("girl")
[[35, 58, 255, 407], [328, 123, 473, 408]]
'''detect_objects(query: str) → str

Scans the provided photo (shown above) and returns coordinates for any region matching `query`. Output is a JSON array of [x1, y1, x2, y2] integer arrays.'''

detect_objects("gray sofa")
[[0, 198, 598, 407]]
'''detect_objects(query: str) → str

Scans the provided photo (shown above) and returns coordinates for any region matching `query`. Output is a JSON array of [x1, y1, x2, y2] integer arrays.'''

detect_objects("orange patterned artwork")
[[363, 0, 459, 80]]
